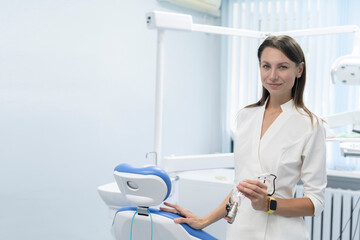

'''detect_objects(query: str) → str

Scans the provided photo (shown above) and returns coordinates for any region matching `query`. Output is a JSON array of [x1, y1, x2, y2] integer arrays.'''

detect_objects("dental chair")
[[112, 163, 217, 240]]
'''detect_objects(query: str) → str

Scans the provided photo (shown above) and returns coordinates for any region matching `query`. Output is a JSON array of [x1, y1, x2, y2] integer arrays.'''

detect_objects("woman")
[[161, 35, 327, 240]]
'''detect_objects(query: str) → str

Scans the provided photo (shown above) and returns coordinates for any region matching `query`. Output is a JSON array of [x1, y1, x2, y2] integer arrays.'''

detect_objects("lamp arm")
[[324, 110, 360, 132]]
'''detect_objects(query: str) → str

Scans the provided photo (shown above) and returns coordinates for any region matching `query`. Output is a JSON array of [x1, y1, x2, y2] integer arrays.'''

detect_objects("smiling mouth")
[[268, 83, 282, 88]]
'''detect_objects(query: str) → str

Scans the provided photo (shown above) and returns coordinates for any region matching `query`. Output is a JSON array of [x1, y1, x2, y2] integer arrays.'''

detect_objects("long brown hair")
[[247, 35, 315, 124]]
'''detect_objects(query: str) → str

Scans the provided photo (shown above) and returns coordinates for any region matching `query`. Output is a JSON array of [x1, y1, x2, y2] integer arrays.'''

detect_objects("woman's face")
[[259, 47, 304, 102]]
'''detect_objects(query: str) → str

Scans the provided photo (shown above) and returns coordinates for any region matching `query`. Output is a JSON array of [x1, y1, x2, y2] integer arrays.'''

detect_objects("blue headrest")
[[114, 163, 172, 201]]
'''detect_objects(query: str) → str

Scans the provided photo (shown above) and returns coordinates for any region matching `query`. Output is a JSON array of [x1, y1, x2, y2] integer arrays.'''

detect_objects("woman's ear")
[[297, 62, 305, 78]]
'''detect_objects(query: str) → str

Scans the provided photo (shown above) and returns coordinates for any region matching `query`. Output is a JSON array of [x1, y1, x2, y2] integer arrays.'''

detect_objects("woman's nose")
[[269, 69, 278, 81]]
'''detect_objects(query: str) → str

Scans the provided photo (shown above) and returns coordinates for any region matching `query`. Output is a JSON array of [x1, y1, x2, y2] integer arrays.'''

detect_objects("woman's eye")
[[262, 65, 270, 69], [280, 66, 288, 69]]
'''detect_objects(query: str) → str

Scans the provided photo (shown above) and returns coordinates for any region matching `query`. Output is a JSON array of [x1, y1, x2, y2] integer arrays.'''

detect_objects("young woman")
[[161, 35, 327, 240]]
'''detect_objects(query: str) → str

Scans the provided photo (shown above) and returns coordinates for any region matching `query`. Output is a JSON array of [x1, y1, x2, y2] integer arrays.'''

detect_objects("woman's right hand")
[[160, 202, 207, 229]]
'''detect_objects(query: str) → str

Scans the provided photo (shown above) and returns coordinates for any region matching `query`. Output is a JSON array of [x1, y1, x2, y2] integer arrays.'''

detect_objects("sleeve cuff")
[[305, 194, 324, 217]]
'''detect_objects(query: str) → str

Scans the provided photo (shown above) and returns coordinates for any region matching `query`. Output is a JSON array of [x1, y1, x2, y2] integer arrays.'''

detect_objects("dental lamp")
[[331, 30, 360, 85], [323, 29, 360, 157], [146, 11, 360, 169], [325, 47, 360, 157], [331, 55, 360, 85], [325, 110, 360, 134]]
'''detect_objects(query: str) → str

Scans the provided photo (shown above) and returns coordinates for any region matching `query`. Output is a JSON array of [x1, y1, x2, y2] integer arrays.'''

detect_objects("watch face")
[[269, 199, 277, 210]]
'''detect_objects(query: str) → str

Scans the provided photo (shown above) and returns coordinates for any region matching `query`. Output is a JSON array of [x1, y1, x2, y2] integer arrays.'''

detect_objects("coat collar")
[[262, 97, 294, 112]]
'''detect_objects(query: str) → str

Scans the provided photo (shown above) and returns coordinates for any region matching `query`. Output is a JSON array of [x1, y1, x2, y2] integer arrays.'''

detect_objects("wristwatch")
[[265, 196, 277, 213]]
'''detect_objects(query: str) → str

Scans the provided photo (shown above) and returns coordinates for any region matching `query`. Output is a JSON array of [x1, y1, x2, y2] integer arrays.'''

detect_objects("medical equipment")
[[98, 182, 131, 217], [331, 55, 360, 85], [146, 11, 193, 31], [163, 153, 234, 172], [331, 30, 360, 85], [111, 163, 216, 240], [158, 0, 221, 17], [146, 10, 360, 171], [224, 173, 277, 224], [325, 47, 360, 157], [340, 142, 360, 157], [325, 110, 360, 134], [326, 60, 360, 136], [99, 11, 360, 238]]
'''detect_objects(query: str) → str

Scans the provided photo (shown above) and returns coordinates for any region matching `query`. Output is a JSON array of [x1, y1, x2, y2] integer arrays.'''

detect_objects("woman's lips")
[[268, 83, 282, 88]]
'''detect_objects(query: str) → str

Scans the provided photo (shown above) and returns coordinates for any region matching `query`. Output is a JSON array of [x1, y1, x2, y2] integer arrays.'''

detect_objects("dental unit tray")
[[340, 142, 360, 157]]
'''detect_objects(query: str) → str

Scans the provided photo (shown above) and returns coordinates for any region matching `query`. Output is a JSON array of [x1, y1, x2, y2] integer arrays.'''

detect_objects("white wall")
[[0, 0, 222, 239]]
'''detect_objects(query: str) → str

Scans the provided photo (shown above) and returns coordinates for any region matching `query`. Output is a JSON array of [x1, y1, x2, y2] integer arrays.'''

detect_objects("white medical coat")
[[226, 99, 327, 240]]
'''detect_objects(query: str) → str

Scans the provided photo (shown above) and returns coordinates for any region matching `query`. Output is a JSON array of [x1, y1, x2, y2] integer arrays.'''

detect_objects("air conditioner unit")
[[158, 0, 221, 17]]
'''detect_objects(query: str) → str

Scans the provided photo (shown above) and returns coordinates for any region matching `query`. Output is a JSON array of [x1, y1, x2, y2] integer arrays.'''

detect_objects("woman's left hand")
[[237, 179, 269, 211]]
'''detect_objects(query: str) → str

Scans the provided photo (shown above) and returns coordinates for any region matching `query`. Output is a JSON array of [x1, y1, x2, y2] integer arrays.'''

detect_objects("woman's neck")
[[266, 96, 291, 110]]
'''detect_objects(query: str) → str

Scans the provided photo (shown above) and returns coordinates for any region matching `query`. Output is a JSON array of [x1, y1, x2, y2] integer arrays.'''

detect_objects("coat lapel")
[[258, 100, 294, 174]]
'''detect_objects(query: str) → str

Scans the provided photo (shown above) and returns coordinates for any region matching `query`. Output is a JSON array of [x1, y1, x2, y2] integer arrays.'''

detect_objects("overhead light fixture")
[[331, 31, 360, 85]]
